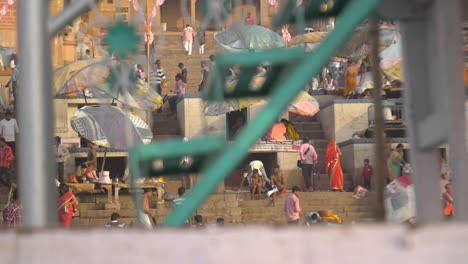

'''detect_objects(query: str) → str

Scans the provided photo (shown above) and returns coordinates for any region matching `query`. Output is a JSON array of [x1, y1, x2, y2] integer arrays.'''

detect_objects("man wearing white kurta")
[[0, 111, 19, 154]]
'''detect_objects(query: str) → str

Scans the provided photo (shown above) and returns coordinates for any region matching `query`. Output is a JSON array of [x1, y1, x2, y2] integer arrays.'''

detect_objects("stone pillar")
[[190, 0, 196, 27], [259, 0, 269, 27], [155, 1, 161, 25], [50, 0, 65, 68]]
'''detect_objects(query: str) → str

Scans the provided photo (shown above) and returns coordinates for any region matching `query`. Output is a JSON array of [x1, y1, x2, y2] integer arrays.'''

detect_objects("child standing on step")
[[362, 158, 373, 190]]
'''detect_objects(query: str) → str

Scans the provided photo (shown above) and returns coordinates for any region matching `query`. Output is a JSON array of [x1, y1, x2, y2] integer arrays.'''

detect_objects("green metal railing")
[[129, 0, 383, 227]]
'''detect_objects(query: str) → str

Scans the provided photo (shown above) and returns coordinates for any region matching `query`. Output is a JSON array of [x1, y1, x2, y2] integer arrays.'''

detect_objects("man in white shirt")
[[0, 111, 19, 154], [55, 136, 70, 184], [239, 160, 271, 189]]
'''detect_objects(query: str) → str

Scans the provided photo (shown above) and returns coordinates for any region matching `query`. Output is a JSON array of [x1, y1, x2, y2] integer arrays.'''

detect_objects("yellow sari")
[[286, 123, 300, 140]]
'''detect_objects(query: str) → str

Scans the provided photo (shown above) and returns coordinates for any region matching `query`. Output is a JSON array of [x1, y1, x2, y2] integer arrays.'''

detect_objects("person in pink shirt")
[[265, 121, 286, 141], [182, 24, 194, 55], [299, 137, 318, 191], [284, 186, 301, 225], [245, 12, 255, 25]]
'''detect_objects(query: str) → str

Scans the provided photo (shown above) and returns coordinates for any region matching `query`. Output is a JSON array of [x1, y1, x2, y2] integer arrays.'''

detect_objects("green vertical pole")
[[164, 0, 382, 226]]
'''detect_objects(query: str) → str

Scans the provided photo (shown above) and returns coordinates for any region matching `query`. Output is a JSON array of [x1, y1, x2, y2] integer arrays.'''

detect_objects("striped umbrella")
[[205, 91, 319, 117], [287, 91, 320, 117], [214, 25, 285, 53], [55, 60, 163, 111], [70, 105, 152, 149]]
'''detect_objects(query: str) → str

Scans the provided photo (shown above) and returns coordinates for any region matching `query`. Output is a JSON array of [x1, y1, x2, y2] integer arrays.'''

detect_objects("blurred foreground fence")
[[1, 226, 468, 263]]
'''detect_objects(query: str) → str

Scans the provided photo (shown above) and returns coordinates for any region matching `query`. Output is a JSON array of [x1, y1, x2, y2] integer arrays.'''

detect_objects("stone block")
[[214, 200, 226, 208], [228, 208, 242, 216], [104, 203, 120, 210], [87, 210, 112, 219], [89, 218, 109, 226], [224, 194, 237, 202], [232, 215, 242, 223], [225, 201, 238, 208], [199, 202, 215, 211], [197, 207, 226, 215]]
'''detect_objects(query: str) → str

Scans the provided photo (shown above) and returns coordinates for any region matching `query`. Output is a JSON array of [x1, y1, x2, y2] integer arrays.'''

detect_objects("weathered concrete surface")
[[1, 225, 468, 263], [319, 100, 373, 143]]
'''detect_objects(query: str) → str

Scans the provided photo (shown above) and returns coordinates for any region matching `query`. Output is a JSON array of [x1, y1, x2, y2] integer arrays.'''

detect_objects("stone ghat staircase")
[[151, 105, 182, 140], [68, 191, 376, 228], [236, 192, 376, 225], [147, 32, 220, 95], [289, 113, 353, 191]]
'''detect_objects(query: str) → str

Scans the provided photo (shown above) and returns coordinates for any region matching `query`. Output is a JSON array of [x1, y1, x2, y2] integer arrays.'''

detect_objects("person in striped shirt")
[[150, 59, 167, 94]]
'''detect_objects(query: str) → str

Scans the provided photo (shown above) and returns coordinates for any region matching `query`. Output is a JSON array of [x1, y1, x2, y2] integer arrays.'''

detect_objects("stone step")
[[296, 131, 325, 139], [294, 122, 322, 131], [240, 204, 374, 215], [290, 114, 319, 123], [77, 203, 106, 210]]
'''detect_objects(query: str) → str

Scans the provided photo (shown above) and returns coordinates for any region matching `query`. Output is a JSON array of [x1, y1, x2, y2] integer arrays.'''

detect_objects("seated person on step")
[[239, 160, 271, 192], [249, 169, 263, 200], [265, 120, 286, 141], [271, 164, 287, 195], [280, 118, 300, 140]]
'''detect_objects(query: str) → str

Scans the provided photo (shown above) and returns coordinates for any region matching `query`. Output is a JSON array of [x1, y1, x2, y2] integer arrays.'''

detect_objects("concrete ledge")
[[1, 225, 467, 263], [340, 139, 410, 187], [339, 138, 409, 147]]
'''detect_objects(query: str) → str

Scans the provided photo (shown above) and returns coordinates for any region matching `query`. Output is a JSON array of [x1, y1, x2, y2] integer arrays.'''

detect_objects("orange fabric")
[[344, 64, 359, 96], [266, 122, 286, 141], [326, 140, 344, 190], [464, 67, 468, 87], [444, 193, 454, 216], [59, 191, 76, 229], [70, 175, 78, 183], [0, 145, 14, 168]]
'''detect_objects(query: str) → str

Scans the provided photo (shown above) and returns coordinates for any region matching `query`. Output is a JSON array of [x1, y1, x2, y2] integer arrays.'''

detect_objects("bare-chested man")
[[271, 165, 287, 202], [249, 169, 264, 200]]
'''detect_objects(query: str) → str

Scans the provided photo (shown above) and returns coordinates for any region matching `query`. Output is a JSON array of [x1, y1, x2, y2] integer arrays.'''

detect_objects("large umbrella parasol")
[[380, 40, 403, 81], [204, 91, 320, 117], [289, 27, 400, 59], [288, 32, 327, 51], [214, 25, 286, 52], [70, 105, 152, 150], [55, 60, 163, 111], [54, 59, 115, 97], [286, 91, 320, 116]]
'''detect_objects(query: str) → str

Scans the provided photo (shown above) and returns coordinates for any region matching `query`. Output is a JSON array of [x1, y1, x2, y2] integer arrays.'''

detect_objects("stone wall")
[[318, 100, 374, 143], [179, 96, 226, 139], [333, 101, 373, 143], [318, 103, 335, 141], [277, 151, 302, 189]]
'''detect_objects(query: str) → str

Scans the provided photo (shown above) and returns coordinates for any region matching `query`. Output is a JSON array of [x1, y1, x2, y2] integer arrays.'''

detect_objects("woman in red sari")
[[58, 184, 78, 229], [326, 139, 344, 192]]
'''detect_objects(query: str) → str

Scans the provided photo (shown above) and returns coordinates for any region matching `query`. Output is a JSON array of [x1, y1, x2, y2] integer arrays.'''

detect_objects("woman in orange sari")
[[326, 139, 344, 191], [58, 184, 78, 229], [344, 60, 359, 97]]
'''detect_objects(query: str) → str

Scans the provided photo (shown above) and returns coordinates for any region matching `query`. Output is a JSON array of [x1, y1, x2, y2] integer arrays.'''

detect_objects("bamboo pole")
[[369, 17, 385, 221], [146, 0, 152, 126]]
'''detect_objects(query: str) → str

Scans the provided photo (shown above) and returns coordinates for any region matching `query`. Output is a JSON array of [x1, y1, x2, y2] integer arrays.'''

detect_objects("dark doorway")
[[224, 152, 278, 187], [161, 0, 189, 31], [75, 156, 127, 180], [227, 109, 247, 140]]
